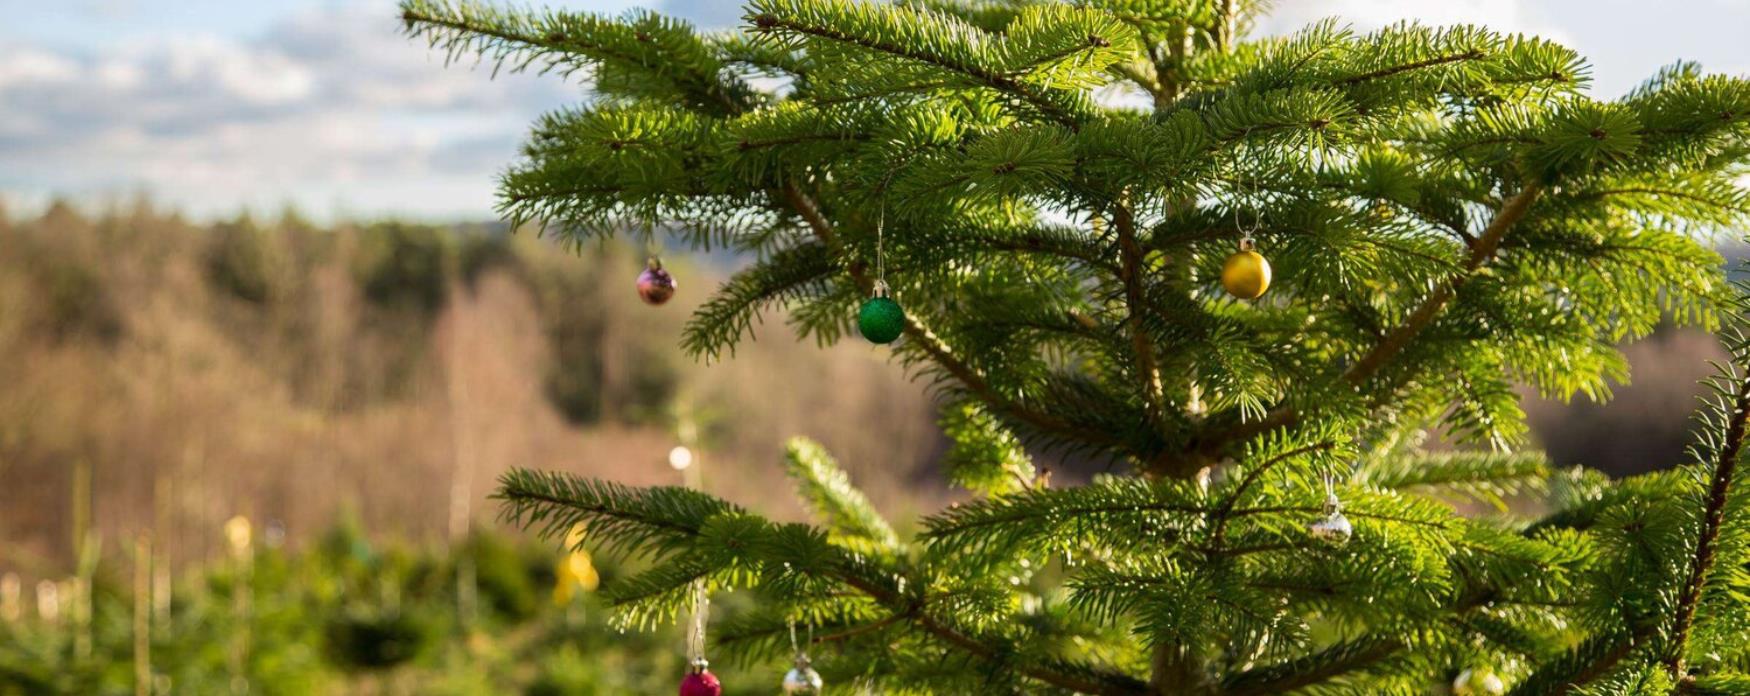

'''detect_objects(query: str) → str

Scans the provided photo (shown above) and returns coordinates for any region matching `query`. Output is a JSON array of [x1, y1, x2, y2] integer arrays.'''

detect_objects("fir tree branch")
[[1212, 0, 1237, 53], [399, 2, 750, 115], [778, 180, 1120, 451], [832, 572, 1151, 695], [1161, 22, 1193, 103], [1222, 576, 1561, 696], [400, 5, 630, 73], [1152, 642, 1215, 695], [1340, 182, 1544, 385], [1137, 25, 1176, 108], [1111, 60, 1165, 102], [1223, 636, 1404, 696], [1153, 182, 1546, 476], [1511, 627, 1653, 696], [1115, 203, 1168, 432], [812, 614, 905, 644], [749, 11, 1084, 129], [1664, 365, 1750, 677], [1208, 441, 1338, 544], [978, 232, 1122, 274], [1335, 49, 1488, 86], [785, 437, 900, 550]]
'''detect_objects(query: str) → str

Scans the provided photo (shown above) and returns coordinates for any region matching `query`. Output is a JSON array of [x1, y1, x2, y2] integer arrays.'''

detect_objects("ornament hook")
[[1309, 463, 1353, 546], [782, 617, 823, 694]]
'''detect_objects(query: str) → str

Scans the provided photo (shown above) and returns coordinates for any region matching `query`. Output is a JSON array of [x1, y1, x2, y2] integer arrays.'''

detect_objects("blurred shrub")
[[464, 532, 542, 624], [525, 645, 596, 696], [4, 214, 123, 344], [205, 217, 284, 305], [526, 251, 681, 426], [455, 230, 521, 290], [353, 222, 452, 318], [530, 261, 609, 425], [323, 605, 439, 671], [35, 257, 122, 345]]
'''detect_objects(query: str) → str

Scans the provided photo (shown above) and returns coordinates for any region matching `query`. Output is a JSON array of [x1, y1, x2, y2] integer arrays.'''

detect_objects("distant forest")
[[0, 201, 942, 577]]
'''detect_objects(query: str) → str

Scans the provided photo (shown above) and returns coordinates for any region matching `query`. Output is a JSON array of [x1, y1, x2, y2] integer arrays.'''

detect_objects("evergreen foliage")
[[405, 0, 1750, 692]]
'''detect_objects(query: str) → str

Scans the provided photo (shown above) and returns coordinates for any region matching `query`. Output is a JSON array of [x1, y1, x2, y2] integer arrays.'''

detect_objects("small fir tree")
[[402, 1, 1750, 693]]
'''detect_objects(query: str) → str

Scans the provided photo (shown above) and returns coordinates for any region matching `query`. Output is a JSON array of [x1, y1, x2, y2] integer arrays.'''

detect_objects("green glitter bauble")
[[857, 296, 905, 344]]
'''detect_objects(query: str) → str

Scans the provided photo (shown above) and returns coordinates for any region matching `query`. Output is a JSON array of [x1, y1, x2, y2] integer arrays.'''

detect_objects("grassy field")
[[0, 521, 786, 695]]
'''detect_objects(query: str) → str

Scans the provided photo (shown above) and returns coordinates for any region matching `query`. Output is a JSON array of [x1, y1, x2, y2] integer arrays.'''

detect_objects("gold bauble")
[[1221, 244, 1271, 299]]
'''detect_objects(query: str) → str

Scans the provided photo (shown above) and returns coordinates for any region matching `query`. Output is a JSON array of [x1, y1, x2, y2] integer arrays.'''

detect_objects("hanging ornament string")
[[686, 580, 710, 666], [681, 441, 709, 670], [1221, 130, 1273, 300], [678, 580, 722, 695], [876, 202, 887, 293], [783, 617, 823, 694], [639, 213, 661, 264], [675, 441, 722, 696], [1309, 462, 1353, 546], [858, 180, 905, 344], [1241, 135, 1266, 239], [1231, 137, 1254, 242]]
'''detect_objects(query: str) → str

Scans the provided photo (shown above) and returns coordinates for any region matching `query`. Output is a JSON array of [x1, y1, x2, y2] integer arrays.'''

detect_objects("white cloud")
[[0, 48, 80, 89], [0, 3, 577, 220], [1255, 0, 1560, 37]]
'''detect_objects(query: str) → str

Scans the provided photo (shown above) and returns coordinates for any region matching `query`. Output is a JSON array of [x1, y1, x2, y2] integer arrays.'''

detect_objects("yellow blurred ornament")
[[570, 553, 600, 591], [1221, 237, 1271, 300], [554, 522, 599, 605], [224, 515, 252, 555], [553, 551, 600, 604]]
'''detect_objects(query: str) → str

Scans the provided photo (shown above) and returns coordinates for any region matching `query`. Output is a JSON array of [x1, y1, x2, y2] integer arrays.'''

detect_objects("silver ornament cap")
[[1308, 493, 1352, 546], [782, 655, 823, 695]]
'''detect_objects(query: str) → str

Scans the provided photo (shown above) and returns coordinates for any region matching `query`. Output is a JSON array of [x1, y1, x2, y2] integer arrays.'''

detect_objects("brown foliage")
[[0, 203, 939, 576]]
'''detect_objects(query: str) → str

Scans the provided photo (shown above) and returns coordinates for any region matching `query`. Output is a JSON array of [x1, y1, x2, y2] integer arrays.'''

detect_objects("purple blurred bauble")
[[638, 262, 677, 305], [678, 669, 722, 696]]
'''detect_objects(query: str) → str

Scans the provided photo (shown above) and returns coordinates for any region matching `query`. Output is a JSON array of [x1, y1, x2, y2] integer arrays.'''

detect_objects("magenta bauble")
[[638, 261, 677, 305], [678, 669, 721, 696]]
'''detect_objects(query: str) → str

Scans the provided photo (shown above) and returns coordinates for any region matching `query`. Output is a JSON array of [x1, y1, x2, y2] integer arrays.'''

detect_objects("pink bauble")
[[679, 669, 722, 696], [638, 266, 677, 305]]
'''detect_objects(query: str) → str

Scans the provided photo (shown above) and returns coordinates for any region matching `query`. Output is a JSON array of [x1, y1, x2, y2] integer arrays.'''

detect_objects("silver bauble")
[[1453, 667, 1505, 696], [782, 656, 823, 695], [1308, 493, 1352, 546]]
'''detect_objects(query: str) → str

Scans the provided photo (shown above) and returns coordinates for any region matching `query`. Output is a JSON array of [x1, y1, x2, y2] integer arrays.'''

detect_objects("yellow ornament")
[[553, 522, 600, 605], [224, 515, 252, 555], [1221, 238, 1271, 300], [569, 553, 600, 592], [553, 550, 600, 605]]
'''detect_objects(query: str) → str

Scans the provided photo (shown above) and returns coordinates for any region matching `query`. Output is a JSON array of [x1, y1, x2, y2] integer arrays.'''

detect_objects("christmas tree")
[[401, 1, 1750, 692]]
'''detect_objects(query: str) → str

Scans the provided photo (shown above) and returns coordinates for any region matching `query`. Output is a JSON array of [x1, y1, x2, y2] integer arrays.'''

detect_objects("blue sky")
[[2, 0, 1747, 221]]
